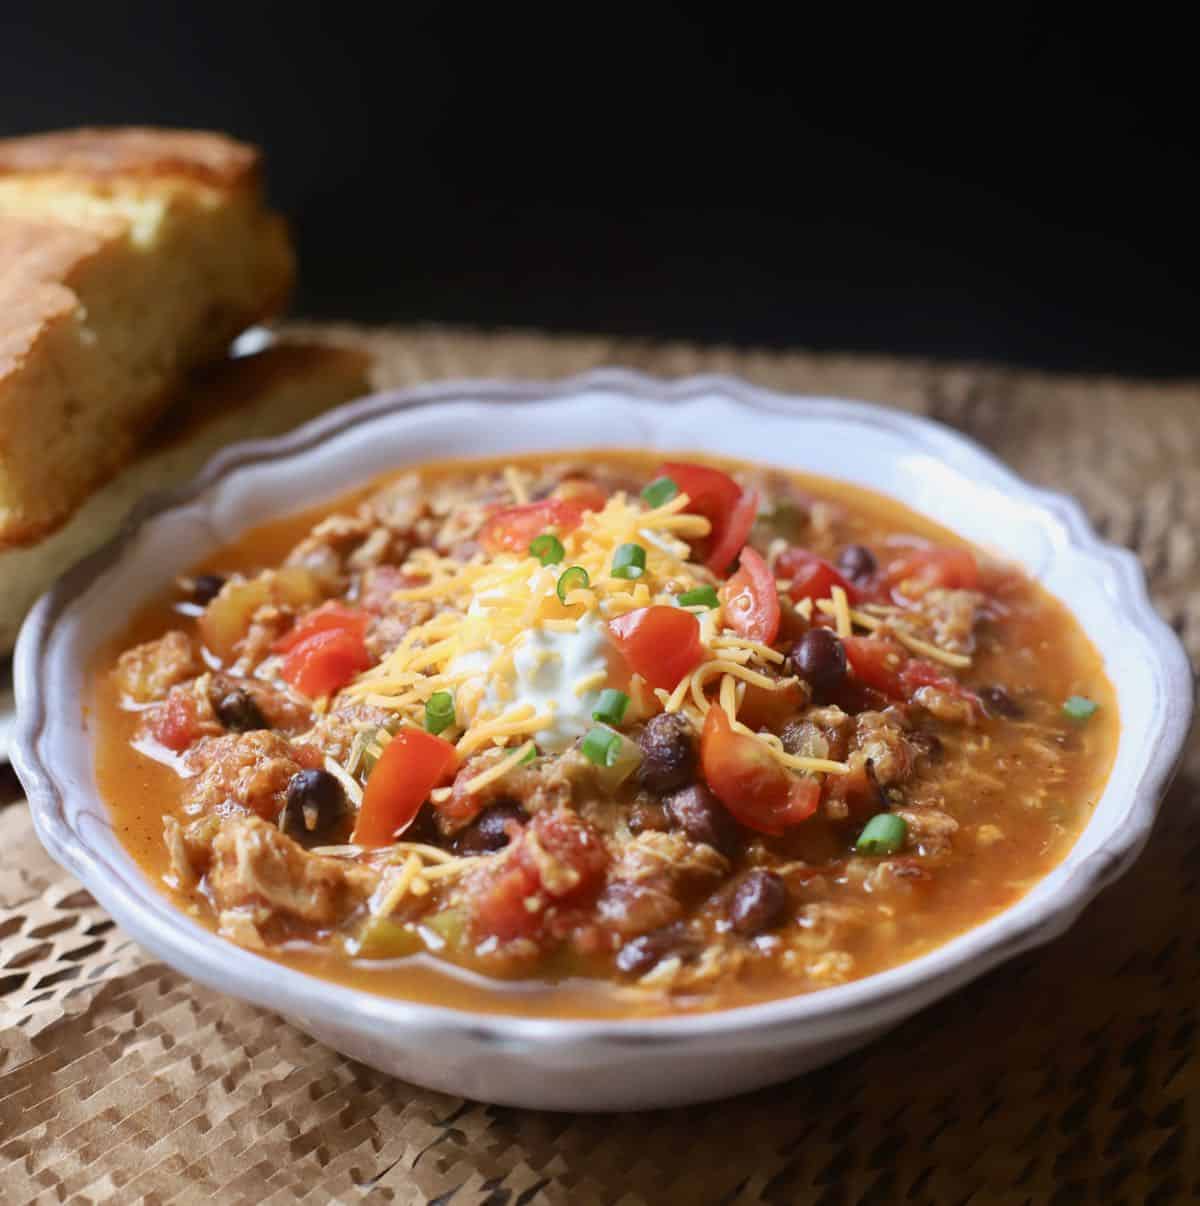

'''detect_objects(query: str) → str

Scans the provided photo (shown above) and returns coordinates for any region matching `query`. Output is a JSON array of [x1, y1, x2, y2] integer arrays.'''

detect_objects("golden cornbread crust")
[[0, 127, 295, 547], [0, 126, 258, 188]]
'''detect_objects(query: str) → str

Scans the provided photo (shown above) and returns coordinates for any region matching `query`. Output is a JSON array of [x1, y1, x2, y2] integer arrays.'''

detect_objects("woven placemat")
[[2, 326, 1197, 1205]]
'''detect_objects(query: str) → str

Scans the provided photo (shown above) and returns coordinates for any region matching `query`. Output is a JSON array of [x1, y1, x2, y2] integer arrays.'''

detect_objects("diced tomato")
[[352, 727, 458, 846], [479, 484, 607, 555], [842, 635, 907, 699], [149, 694, 199, 752], [607, 605, 706, 691], [884, 546, 978, 599], [520, 809, 608, 903], [720, 546, 780, 644], [660, 461, 758, 573], [466, 809, 607, 944], [272, 602, 369, 654], [700, 706, 821, 835], [777, 547, 856, 605], [705, 487, 760, 576], [468, 860, 542, 943], [280, 629, 373, 698]]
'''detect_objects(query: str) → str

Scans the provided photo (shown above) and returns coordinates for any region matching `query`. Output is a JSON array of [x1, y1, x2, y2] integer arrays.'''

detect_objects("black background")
[[3, 7, 1196, 375]]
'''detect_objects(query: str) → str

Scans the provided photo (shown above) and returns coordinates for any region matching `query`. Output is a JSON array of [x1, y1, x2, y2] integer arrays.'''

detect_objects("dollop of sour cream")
[[448, 612, 611, 753]]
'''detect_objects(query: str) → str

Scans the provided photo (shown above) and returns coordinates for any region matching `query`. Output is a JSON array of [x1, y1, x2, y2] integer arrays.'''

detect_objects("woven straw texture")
[[2, 326, 1197, 1205]]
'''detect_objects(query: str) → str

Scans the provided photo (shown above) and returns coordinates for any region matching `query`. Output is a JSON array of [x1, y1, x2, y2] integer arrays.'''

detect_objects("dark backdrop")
[[3, 7, 1197, 376]]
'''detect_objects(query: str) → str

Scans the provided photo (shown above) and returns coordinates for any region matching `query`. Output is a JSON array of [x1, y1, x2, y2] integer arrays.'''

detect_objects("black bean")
[[215, 689, 269, 733], [979, 685, 1024, 719], [455, 801, 526, 855], [726, 869, 788, 936], [192, 573, 227, 605], [787, 628, 848, 692], [627, 799, 671, 834], [837, 544, 877, 583], [665, 784, 741, 856], [615, 926, 696, 976], [637, 713, 696, 794], [279, 769, 346, 847]]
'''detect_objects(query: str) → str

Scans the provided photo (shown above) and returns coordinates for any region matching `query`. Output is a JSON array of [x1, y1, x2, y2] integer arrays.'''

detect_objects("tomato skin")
[[700, 706, 821, 835], [842, 635, 907, 699], [479, 485, 607, 555], [720, 546, 780, 644], [150, 694, 200, 752], [272, 602, 368, 654], [705, 487, 760, 575], [352, 728, 458, 846], [280, 629, 373, 698], [607, 606, 705, 691], [660, 462, 758, 573], [884, 546, 978, 598], [777, 548, 856, 605]]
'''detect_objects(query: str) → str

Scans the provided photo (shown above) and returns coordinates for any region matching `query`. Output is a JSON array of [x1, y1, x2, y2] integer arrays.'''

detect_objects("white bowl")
[[13, 371, 1193, 1111]]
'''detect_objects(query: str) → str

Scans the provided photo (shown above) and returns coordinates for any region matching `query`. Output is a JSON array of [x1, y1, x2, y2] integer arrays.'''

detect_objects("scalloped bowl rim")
[[12, 369, 1194, 1056]]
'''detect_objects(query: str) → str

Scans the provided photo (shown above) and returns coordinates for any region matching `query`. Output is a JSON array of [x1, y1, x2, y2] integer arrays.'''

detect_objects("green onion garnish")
[[519, 744, 538, 765], [611, 543, 647, 580], [641, 476, 679, 508], [1063, 695, 1098, 722], [678, 585, 720, 609], [592, 688, 630, 726], [855, 813, 907, 855], [424, 690, 455, 735], [581, 725, 621, 768], [556, 565, 590, 603], [529, 532, 564, 566]]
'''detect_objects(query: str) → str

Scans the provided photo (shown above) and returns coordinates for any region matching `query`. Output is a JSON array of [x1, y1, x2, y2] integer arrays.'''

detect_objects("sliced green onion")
[[529, 532, 564, 565], [424, 690, 455, 735], [611, 543, 647, 580], [519, 744, 538, 765], [856, 813, 907, 855], [581, 725, 621, 768], [678, 585, 720, 609], [592, 688, 630, 726], [1063, 695, 1098, 721], [556, 565, 590, 603], [641, 476, 679, 507]]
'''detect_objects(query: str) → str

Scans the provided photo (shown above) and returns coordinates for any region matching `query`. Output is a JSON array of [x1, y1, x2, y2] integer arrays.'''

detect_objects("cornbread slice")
[[0, 127, 295, 547], [0, 341, 369, 654]]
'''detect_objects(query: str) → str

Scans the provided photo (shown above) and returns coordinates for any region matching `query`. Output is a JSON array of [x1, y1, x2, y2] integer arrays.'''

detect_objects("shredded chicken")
[[919, 588, 983, 654], [114, 631, 199, 703], [183, 731, 310, 820], [208, 816, 377, 930]]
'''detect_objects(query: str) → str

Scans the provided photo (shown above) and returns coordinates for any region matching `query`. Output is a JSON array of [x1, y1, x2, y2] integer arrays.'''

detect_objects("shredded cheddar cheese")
[[814, 598, 972, 668], [326, 467, 861, 830], [462, 740, 537, 795]]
